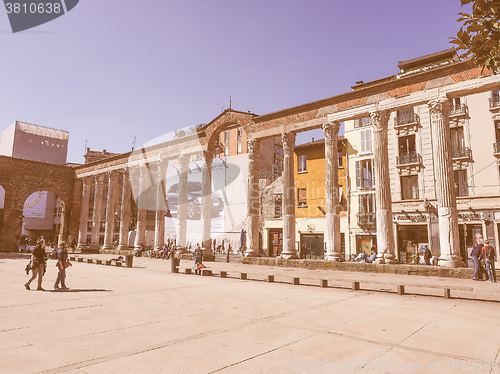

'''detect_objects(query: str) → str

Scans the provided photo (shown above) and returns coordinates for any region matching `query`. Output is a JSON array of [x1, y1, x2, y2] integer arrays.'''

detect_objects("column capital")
[[282, 132, 296, 151], [322, 122, 341, 141], [81, 176, 92, 187], [369, 109, 391, 132], [428, 97, 450, 118], [178, 154, 190, 167], [95, 173, 105, 184], [247, 139, 260, 158], [202, 150, 214, 165]]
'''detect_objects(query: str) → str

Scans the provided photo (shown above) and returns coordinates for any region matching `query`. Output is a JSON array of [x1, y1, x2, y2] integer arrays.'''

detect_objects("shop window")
[[297, 188, 307, 207], [355, 159, 374, 189], [297, 154, 307, 172], [401, 175, 419, 200], [454, 169, 468, 197], [360, 129, 372, 153]]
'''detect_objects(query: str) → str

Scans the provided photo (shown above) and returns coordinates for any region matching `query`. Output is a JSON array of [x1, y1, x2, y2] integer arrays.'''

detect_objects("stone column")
[[280, 132, 297, 259], [58, 206, 67, 245], [102, 172, 119, 250], [90, 174, 105, 250], [118, 169, 132, 250], [370, 109, 397, 264], [134, 166, 148, 250], [428, 98, 465, 267], [154, 161, 167, 250], [77, 177, 91, 249], [200, 150, 214, 258], [246, 139, 261, 257], [176, 154, 190, 249], [323, 122, 343, 261]]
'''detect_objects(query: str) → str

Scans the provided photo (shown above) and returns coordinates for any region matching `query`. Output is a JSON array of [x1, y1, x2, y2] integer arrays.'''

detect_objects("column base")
[[117, 245, 129, 251], [325, 254, 344, 262], [102, 244, 113, 250], [280, 252, 298, 259], [76, 243, 86, 250], [438, 257, 466, 268], [245, 246, 260, 257], [202, 248, 215, 262], [89, 243, 101, 250]]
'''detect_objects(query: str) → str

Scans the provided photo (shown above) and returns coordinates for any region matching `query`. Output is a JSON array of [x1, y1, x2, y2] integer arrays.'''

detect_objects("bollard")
[[267, 275, 274, 283], [69, 256, 76, 261], [96, 259, 102, 265], [77, 258, 84, 262], [226, 250, 230, 263], [125, 254, 133, 268], [397, 285, 405, 295], [293, 277, 300, 285], [201, 269, 212, 276], [220, 271, 227, 278], [444, 288, 451, 299], [320, 279, 328, 288], [240, 273, 247, 280], [87, 259, 93, 263], [352, 281, 360, 291], [105, 260, 112, 266], [115, 262, 122, 267], [185, 268, 192, 275], [171, 257, 180, 273]]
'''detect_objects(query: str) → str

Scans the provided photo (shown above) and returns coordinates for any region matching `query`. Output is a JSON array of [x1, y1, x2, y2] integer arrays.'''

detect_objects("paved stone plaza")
[[1, 254, 500, 374]]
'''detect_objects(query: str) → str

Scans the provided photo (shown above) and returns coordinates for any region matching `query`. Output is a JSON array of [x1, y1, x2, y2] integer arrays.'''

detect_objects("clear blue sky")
[[0, 0, 467, 163]]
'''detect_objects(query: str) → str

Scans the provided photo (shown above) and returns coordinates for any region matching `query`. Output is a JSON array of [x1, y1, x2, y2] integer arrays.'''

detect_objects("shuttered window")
[[297, 188, 307, 207], [360, 129, 372, 153]]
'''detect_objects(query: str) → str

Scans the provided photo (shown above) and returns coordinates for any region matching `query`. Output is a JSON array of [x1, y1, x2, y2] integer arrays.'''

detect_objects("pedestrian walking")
[[423, 245, 432, 265], [482, 240, 497, 283], [54, 241, 70, 290], [25, 239, 47, 291], [194, 245, 203, 274], [471, 242, 482, 280]]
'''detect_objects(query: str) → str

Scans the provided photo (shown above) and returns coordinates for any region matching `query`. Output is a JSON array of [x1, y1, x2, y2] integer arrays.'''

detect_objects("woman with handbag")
[[54, 241, 70, 290], [25, 239, 47, 291]]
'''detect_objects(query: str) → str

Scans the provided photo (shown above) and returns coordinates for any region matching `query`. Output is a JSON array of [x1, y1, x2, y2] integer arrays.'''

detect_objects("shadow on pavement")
[[49, 289, 112, 293]]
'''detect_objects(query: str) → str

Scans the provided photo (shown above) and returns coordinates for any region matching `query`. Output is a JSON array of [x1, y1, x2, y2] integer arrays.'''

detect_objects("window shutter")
[[358, 194, 364, 213], [355, 160, 361, 189], [371, 194, 376, 212], [366, 130, 372, 152], [371, 160, 375, 188], [360, 131, 365, 153], [354, 119, 360, 128]]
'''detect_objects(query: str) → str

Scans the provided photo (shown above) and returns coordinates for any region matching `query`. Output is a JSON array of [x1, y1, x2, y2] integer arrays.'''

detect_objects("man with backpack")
[[482, 240, 497, 283]]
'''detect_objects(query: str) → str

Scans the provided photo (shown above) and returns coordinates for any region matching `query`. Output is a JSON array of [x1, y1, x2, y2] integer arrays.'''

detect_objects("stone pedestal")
[[323, 122, 343, 261], [370, 110, 397, 264], [246, 139, 260, 257], [280, 132, 297, 259], [428, 99, 465, 267]]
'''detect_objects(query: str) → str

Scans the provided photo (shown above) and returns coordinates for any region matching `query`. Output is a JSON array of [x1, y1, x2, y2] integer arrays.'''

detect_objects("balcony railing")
[[394, 113, 420, 127], [489, 96, 500, 109], [396, 153, 422, 166], [449, 103, 468, 117], [451, 147, 472, 160], [494, 142, 500, 155], [357, 213, 376, 226]]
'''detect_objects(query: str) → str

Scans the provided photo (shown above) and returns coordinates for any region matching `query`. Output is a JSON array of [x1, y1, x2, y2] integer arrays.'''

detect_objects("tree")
[[450, 0, 500, 73]]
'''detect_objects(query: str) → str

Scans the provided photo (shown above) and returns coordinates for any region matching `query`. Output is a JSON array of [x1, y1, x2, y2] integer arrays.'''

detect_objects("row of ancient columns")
[[76, 153, 217, 256]]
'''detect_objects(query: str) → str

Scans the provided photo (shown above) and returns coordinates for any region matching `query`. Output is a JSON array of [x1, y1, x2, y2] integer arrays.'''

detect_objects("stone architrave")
[[200, 150, 214, 257], [246, 139, 261, 257], [102, 172, 119, 250], [323, 122, 342, 261], [370, 109, 397, 264], [77, 177, 91, 249], [134, 166, 148, 250], [428, 98, 465, 267], [90, 174, 105, 250], [280, 132, 297, 259], [154, 160, 167, 250], [176, 154, 190, 249], [118, 169, 132, 250]]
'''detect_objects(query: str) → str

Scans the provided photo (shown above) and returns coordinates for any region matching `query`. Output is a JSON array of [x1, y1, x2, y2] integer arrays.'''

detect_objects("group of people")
[[470, 240, 497, 282], [24, 238, 71, 291]]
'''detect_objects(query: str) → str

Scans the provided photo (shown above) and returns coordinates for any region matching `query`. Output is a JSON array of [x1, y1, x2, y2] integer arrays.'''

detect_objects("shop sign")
[[355, 231, 377, 236], [457, 211, 485, 221], [393, 213, 429, 223]]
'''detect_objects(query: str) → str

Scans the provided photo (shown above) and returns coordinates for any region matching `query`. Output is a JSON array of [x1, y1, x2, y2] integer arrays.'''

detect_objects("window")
[[450, 127, 465, 150], [224, 145, 229, 156], [355, 159, 374, 189], [237, 127, 243, 141], [360, 129, 372, 153], [396, 107, 415, 125], [338, 150, 343, 168], [401, 175, 419, 200], [398, 135, 416, 156], [358, 193, 375, 214], [454, 170, 468, 197], [297, 188, 307, 207], [237, 142, 242, 154], [274, 194, 282, 218], [224, 130, 230, 144], [354, 117, 370, 128], [297, 154, 307, 172]]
